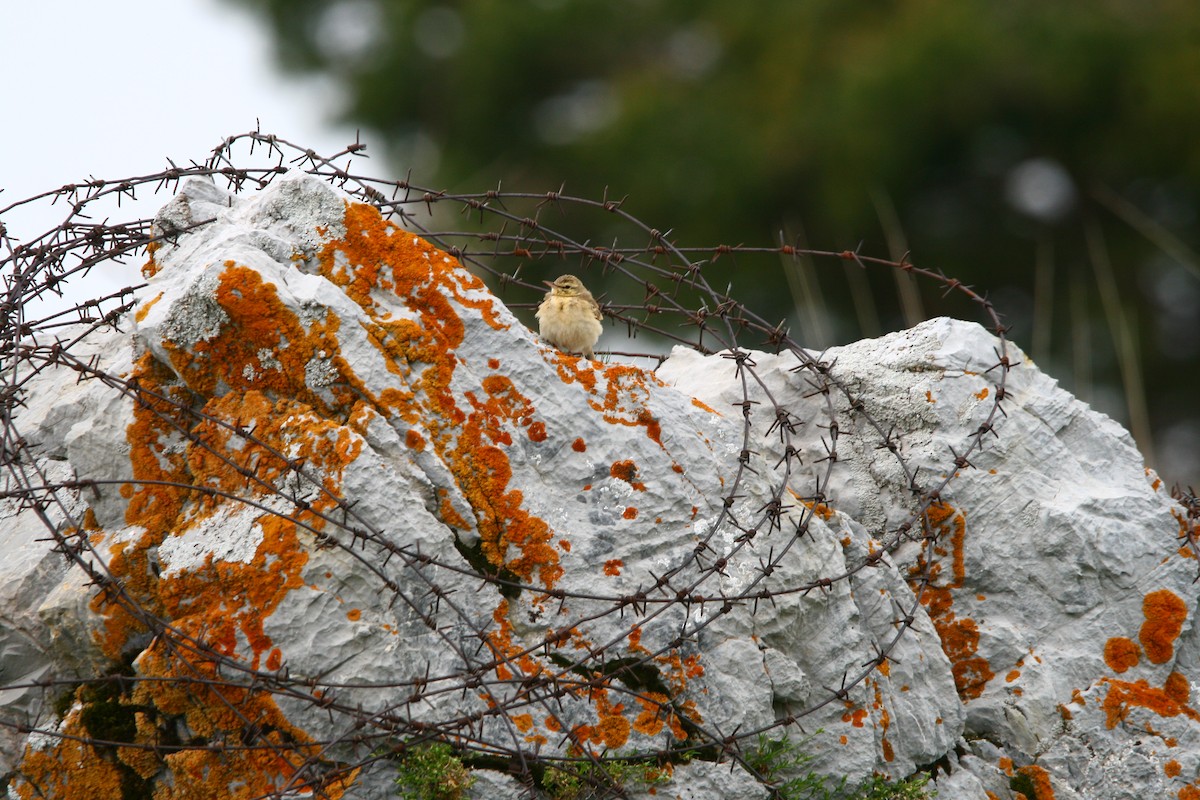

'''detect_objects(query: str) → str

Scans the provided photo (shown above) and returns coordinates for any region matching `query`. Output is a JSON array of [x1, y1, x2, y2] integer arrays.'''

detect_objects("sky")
[[0, 0, 361, 313]]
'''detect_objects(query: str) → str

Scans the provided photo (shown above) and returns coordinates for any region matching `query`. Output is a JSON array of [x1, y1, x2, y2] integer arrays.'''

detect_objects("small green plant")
[[746, 733, 935, 800], [747, 733, 841, 799], [394, 741, 475, 800], [542, 758, 670, 800], [850, 773, 933, 800]]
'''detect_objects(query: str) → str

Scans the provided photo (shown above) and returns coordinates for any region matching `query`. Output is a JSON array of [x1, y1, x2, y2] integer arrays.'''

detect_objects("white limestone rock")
[[2, 172, 1195, 799], [659, 318, 1198, 799]]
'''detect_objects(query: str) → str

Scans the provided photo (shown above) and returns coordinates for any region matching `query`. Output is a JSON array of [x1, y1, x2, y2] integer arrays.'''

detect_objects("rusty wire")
[[1, 130, 1022, 799]]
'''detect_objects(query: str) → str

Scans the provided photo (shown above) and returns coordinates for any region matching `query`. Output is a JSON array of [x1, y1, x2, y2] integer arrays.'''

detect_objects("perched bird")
[[536, 274, 603, 360]]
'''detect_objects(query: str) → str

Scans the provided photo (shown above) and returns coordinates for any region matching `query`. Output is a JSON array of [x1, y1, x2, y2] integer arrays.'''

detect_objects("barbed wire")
[[1, 130, 1022, 799]]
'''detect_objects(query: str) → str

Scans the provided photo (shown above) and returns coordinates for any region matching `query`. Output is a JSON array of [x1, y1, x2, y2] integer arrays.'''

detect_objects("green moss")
[[78, 677, 136, 747], [1010, 773, 1037, 798], [746, 733, 936, 800], [394, 741, 475, 800], [453, 535, 522, 600], [542, 758, 670, 800], [51, 683, 81, 720], [72, 662, 157, 800]]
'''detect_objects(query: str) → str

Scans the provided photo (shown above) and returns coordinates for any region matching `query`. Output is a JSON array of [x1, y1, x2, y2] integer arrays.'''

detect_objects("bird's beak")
[[543, 280, 557, 288]]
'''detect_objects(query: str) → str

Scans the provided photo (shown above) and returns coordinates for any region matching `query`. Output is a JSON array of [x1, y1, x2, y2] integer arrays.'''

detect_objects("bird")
[[536, 274, 603, 360]]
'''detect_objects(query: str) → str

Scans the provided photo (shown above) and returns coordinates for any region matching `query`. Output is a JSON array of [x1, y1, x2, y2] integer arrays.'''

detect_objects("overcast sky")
[[1, 0, 359, 312]]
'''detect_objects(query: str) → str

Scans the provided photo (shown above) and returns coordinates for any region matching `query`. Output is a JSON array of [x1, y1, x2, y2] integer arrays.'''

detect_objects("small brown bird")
[[536, 274, 603, 359]]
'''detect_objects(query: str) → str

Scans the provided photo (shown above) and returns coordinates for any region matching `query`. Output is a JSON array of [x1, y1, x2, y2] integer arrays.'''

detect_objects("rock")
[[1, 172, 1195, 799], [660, 318, 1198, 798]]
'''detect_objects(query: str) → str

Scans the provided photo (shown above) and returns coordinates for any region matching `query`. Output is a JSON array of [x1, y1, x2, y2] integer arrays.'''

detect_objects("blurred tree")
[[228, 0, 1200, 486]]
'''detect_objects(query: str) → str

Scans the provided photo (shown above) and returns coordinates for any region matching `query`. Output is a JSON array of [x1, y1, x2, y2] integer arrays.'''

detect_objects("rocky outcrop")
[[1, 173, 1195, 799]]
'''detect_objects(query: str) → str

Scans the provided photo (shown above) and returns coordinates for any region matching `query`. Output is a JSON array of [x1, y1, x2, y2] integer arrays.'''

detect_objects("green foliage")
[[851, 773, 933, 800], [394, 742, 475, 800], [747, 733, 839, 799], [225, 0, 1200, 487], [542, 758, 670, 800], [51, 683, 81, 720], [748, 733, 934, 800], [71, 665, 157, 800]]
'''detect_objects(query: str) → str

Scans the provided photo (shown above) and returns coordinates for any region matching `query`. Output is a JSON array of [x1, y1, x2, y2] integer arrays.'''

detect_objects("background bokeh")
[[224, 0, 1200, 489], [3, 0, 1197, 488]]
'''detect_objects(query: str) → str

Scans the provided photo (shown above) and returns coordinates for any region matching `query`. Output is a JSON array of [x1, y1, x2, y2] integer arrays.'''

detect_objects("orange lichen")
[[975, 387, 990, 400], [925, 390, 936, 403], [633, 692, 671, 736], [572, 437, 587, 452], [438, 491, 471, 531], [21, 197, 559, 796], [1172, 508, 1197, 547], [908, 502, 994, 700], [555, 357, 666, 446], [1006, 670, 1021, 683], [1182, 787, 1200, 800], [623, 506, 639, 519], [513, 714, 534, 733], [347, 608, 362, 621], [485, 600, 523, 682], [321, 202, 507, 332], [314, 201, 567, 589], [1140, 589, 1188, 664], [13, 721, 126, 799], [1104, 637, 1141, 673], [406, 429, 427, 451], [690, 397, 719, 414], [1015, 765, 1055, 799], [604, 559, 624, 576], [1166, 760, 1182, 777], [135, 291, 164, 322], [593, 691, 632, 749], [162, 264, 353, 412], [528, 421, 548, 442], [610, 459, 647, 491], [1101, 676, 1200, 729], [998, 757, 1014, 775], [803, 500, 836, 520], [842, 706, 869, 727], [90, 345, 353, 727], [440, 376, 563, 589], [1165, 671, 1190, 703], [870, 680, 893, 761]]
